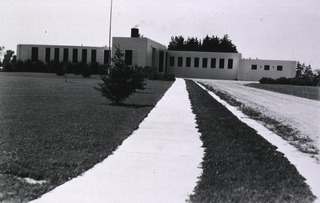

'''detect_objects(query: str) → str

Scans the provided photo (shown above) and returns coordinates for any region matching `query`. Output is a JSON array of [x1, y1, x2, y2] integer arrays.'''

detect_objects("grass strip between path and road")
[[200, 82, 319, 157], [0, 73, 173, 202], [185, 80, 315, 203]]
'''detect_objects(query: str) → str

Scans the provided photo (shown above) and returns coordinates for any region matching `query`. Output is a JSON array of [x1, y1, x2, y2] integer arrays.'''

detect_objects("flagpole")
[[108, 0, 113, 70]]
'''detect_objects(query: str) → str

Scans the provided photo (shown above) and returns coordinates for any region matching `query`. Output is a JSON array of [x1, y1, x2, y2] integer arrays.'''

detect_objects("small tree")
[[95, 47, 145, 105]]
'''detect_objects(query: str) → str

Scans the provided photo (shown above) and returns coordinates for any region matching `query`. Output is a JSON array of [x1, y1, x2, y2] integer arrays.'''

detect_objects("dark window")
[[159, 51, 164, 72], [186, 57, 191, 67], [169, 56, 175, 66], [104, 50, 109, 64], [72, 49, 78, 63], [63, 48, 69, 62], [152, 48, 156, 68], [125, 50, 133, 66], [54, 48, 60, 62], [202, 58, 208, 68], [219, 58, 224, 69], [31, 47, 38, 61], [277, 65, 283, 71], [178, 57, 183, 67], [194, 57, 199, 68], [228, 59, 233, 69], [82, 49, 87, 63], [91, 49, 97, 63], [211, 58, 216, 68], [251, 64, 257, 70], [45, 48, 51, 62], [264, 65, 270, 70]]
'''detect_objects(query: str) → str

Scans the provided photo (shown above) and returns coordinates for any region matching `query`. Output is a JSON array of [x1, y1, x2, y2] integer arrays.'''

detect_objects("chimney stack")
[[131, 28, 140, 38]]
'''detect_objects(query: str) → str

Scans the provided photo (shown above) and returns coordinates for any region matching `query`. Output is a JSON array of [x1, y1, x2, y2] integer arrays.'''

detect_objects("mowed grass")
[[0, 72, 173, 202], [186, 80, 315, 203], [246, 83, 320, 101]]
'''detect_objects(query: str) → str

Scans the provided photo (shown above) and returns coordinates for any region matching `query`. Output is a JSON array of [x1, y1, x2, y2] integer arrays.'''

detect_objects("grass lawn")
[[246, 83, 320, 101], [0, 72, 173, 202], [186, 80, 315, 203]]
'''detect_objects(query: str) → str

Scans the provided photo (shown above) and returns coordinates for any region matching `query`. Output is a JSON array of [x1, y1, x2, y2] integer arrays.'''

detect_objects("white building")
[[112, 28, 296, 81], [238, 58, 296, 81], [167, 50, 242, 80], [16, 28, 296, 81], [17, 44, 110, 65]]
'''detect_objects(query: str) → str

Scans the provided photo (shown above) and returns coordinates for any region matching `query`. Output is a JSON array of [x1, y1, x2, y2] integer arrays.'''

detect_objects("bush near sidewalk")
[[186, 80, 315, 203], [95, 48, 146, 105]]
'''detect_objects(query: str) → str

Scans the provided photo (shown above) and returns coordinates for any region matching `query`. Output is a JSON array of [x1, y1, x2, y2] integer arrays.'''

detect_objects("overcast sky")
[[1, 0, 319, 69]]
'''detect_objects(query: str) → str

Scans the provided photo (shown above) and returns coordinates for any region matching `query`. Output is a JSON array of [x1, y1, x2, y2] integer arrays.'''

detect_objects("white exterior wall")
[[16, 44, 108, 64], [112, 37, 166, 71], [167, 51, 242, 80], [146, 39, 166, 71], [112, 37, 148, 67], [238, 59, 296, 81]]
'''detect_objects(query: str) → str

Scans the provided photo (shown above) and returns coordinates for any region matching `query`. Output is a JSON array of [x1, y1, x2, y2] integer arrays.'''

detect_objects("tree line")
[[168, 34, 238, 53]]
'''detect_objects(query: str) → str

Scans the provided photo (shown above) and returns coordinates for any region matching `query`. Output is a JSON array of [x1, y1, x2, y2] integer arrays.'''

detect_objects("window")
[[178, 57, 183, 67], [159, 51, 164, 72], [63, 48, 69, 62], [186, 57, 191, 67], [125, 50, 132, 66], [82, 49, 87, 63], [104, 50, 109, 65], [73, 49, 78, 63], [194, 57, 199, 68], [264, 65, 270, 70], [31, 47, 38, 61], [45, 48, 51, 62], [169, 56, 175, 66], [54, 48, 60, 62], [211, 58, 216, 68], [228, 59, 233, 69], [251, 64, 257, 70], [202, 58, 208, 68], [219, 58, 224, 69], [277, 65, 283, 71], [91, 49, 97, 63]]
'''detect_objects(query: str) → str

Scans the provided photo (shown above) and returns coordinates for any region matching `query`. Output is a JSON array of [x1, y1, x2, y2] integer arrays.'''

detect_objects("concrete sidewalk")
[[31, 78, 203, 203]]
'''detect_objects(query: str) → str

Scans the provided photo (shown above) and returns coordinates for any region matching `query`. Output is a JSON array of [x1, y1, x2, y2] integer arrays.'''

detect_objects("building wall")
[[112, 37, 166, 72], [238, 59, 296, 81], [146, 39, 166, 72], [16, 44, 109, 64], [112, 37, 148, 67], [167, 50, 242, 80]]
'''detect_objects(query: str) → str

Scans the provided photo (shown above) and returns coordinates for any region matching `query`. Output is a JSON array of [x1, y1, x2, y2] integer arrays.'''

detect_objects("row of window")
[[31, 47, 110, 64], [251, 64, 283, 71], [169, 56, 234, 69]]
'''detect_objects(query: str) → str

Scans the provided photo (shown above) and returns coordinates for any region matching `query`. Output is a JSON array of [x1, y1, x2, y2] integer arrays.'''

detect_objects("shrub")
[[131, 65, 146, 91], [3, 63, 15, 72], [259, 77, 318, 86], [33, 61, 46, 72], [89, 62, 99, 75], [95, 47, 145, 105], [14, 60, 24, 72], [53, 62, 64, 76], [144, 66, 176, 81], [81, 63, 91, 78]]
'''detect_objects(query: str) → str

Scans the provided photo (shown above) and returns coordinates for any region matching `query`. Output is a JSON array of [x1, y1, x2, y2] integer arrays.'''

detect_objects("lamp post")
[[108, 0, 113, 72]]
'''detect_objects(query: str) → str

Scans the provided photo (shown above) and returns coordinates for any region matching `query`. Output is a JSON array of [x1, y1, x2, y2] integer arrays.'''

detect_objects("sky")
[[1, 0, 320, 69]]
